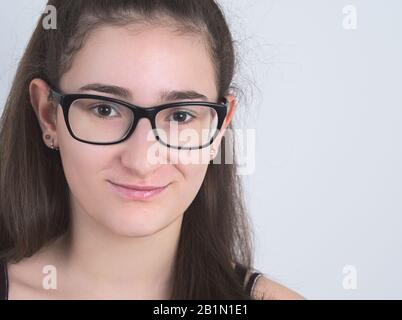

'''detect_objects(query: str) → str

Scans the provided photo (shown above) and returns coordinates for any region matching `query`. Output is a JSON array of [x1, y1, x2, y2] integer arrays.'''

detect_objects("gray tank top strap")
[[234, 263, 262, 297]]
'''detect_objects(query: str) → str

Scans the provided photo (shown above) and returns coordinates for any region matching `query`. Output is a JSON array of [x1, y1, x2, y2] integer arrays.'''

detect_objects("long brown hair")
[[0, 0, 255, 299]]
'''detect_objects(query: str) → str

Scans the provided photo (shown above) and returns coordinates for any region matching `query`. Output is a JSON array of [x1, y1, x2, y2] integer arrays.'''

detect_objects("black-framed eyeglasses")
[[48, 85, 229, 150]]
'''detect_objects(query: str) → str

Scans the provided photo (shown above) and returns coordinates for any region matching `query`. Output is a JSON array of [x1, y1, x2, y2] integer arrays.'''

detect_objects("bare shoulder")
[[251, 274, 305, 300], [7, 237, 67, 299]]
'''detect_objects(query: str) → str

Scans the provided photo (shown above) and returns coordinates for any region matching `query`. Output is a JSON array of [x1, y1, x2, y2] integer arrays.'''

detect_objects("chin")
[[99, 209, 171, 238]]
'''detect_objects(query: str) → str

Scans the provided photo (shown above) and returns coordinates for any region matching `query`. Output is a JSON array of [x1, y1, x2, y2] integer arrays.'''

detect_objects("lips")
[[110, 182, 167, 191], [108, 180, 168, 201]]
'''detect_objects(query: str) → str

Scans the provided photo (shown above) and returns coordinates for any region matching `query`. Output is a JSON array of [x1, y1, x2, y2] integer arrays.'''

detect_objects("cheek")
[[60, 144, 107, 208], [174, 162, 209, 207], [56, 114, 109, 210]]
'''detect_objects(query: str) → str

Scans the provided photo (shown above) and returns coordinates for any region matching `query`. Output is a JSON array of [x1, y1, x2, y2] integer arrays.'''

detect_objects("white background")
[[1, 0, 401, 299]]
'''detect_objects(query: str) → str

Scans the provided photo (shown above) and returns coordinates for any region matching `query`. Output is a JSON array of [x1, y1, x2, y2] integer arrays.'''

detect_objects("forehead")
[[60, 24, 217, 104]]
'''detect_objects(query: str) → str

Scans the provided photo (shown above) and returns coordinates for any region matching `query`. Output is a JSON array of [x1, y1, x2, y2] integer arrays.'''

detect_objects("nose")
[[119, 118, 162, 178]]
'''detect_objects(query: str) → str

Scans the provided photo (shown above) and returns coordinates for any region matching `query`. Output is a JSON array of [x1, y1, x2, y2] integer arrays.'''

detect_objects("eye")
[[90, 104, 120, 118], [167, 110, 196, 124]]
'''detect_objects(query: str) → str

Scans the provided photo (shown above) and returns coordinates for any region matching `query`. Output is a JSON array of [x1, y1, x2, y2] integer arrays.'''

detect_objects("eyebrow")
[[78, 83, 209, 103]]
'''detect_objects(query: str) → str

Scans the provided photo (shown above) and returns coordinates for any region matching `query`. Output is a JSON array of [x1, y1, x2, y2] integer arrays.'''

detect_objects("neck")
[[59, 199, 183, 299]]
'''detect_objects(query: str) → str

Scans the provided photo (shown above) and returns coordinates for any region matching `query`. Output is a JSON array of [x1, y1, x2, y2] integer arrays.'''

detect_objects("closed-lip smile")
[[107, 180, 169, 201]]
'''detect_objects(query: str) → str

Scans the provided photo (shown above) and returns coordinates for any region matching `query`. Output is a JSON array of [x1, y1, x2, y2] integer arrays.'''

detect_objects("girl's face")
[[53, 24, 235, 237]]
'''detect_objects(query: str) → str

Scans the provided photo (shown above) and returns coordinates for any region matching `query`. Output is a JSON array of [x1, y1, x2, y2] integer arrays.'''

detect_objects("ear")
[[29, 78, 59, 147], [209, 94, 236, 160], [221, 94, 236, 132]]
